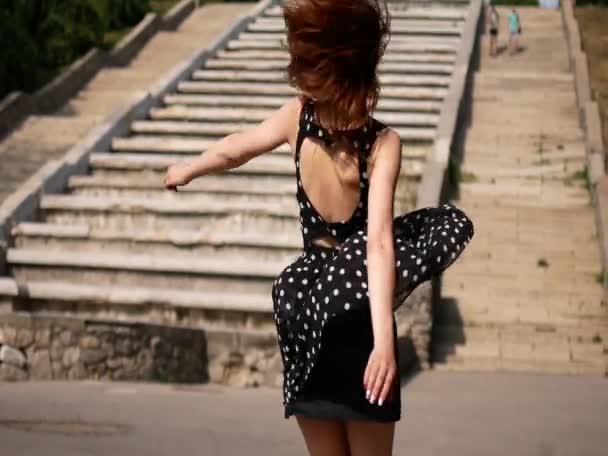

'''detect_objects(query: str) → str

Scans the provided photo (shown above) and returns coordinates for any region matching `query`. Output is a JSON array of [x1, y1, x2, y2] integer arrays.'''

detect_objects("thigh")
[[296, 415, 350, 456], [345, 420, 395, 456]]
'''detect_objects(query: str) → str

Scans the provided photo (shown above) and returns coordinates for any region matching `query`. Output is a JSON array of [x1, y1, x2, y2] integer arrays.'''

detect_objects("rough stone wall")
[[0, 313, 208, 382], [394, 282, 433, 370]]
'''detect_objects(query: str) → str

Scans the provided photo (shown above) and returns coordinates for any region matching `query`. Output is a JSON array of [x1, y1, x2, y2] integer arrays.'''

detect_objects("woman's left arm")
[[163, 97, 299, 190]]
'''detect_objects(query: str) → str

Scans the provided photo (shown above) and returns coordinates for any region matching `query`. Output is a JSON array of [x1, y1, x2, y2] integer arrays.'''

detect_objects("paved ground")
[[0, 371, 606, 456]]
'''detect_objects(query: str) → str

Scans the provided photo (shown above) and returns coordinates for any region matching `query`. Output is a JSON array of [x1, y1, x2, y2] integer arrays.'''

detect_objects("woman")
[[508, 8, 521, 55], [488, 4, 499, 57], [163, 0, 474, 454]]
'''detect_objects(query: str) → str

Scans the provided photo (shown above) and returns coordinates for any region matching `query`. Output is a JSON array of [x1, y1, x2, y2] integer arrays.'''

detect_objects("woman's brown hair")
[[283, 0, 390, 133]]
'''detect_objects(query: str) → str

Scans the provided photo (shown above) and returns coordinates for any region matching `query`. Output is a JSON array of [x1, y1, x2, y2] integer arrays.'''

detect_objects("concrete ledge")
[[110, 13, 162, 66], [596, 177, 608, 287], [574, 52, 591, 121], [0, 92, 34, 138], [35, 49, 108, 113], [162, 0, 196, 30], [562, 0, 608, 295], [0, 50, 106, 138], [416, 0, 482, 210]]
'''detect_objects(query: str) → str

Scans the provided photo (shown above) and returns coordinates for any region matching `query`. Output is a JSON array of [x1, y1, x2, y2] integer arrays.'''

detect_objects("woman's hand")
[[162, 163, 191, 191], [363, 341, 397, 406]]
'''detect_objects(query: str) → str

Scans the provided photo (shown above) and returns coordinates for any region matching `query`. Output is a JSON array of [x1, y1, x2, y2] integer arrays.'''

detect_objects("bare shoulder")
[[369, 126, 402, 166], [280, 95, 305, 150]]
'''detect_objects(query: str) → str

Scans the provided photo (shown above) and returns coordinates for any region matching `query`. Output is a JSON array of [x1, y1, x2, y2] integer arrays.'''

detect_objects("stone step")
[[226, 39, 458, 53], [90, 152, 424, 177], [247, 21, 462, 35], [240, 24, 461, 37], [7, 248, 281, 297], [216, 49, 457, 63], [12, 222, 301, 263], [150, 106, 442, 124], [162, 94, 443, 112], [177, 81, 449, 100], [112, 132, 435, 156], [191, 69, 451, 87], [67, 175, 414, 211], [130, 117, 438, 138], [433, 339, 607, 364], [204, 58, 454, 75], [435, 298, 608, 326], [433, 324, 608, 347], [70, 173, 296, 195], [0, 278, 277, 331], [95, 152, 302, 176], [263, 5, 468, 20], [39, 193, 302, 234], [432, 356, 606, 375]]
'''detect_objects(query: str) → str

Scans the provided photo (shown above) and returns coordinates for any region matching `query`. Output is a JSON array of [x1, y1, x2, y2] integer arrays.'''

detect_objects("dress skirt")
[[272, 203, 475, 422]]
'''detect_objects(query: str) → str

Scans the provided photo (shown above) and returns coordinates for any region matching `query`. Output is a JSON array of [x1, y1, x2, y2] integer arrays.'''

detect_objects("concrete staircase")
[[433, 7, 608, 375], [0, 2, 248, 203], [0, 1, 471, 344]]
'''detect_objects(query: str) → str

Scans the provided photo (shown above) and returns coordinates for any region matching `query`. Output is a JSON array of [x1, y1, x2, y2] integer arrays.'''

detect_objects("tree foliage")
[[0, 0, 151, 98]]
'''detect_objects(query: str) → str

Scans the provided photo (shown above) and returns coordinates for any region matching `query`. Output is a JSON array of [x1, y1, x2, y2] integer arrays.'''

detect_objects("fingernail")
[[378, 398, 383, 406], [365, 389, 370, 399], [370, 395, 375, 404]]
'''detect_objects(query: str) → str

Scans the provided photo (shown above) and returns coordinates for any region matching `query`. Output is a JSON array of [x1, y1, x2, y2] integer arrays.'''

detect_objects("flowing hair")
[[283, 0, 390, 134]]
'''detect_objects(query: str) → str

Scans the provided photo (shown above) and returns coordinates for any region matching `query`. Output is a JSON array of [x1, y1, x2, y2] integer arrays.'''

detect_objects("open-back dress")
[[271, 98, 475, 422]]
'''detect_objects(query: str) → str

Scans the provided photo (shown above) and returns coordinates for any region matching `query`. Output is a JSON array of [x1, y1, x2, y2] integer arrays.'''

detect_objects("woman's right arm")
[[163, 96, 300, 190], [363, 128, 402, 406]]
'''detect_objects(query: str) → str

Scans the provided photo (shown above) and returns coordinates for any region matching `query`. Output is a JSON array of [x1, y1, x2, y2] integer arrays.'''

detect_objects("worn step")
[[130, 116, 438, 137], [177, 81, 449, 100], [92, 148, 425, 174], [40, 193, 302, 234], [8, 248, 281, 296], [248, 19, 463, 34], [240, 25, 461, 38], [226, 39, 458, 53], [204, 58, 454, 75], [216, 49, 457, 63], [68, 172, 410, 206], [12, 222, 301, 264], [263, 5, 468, 20], [433, 324, 608, 346], [0, 278, 277, 330], [432, 356, 606, 375], [112, 131, 435, 156], [90, 152, 425, 177], [150, 106, 442, 124], [192, 69, 451, 87], [162, 94, 443, 112]]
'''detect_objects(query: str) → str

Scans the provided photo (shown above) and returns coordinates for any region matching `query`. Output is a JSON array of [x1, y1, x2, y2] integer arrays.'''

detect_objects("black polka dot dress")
[[272, 99, 475, 422]]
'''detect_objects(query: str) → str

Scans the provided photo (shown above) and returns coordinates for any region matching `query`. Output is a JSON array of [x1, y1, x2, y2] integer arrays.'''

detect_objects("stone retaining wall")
[[562, 0, 608, 293], [413, 0, 482, 368], [0, 313, 208, 382]]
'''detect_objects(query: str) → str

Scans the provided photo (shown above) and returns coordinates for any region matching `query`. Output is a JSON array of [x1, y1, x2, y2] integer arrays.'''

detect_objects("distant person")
[[487, 4, 499, 57], [508, 9, 521, 55]]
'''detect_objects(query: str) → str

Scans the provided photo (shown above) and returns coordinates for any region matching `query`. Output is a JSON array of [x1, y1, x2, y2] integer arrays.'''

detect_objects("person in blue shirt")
[[508, 9, 521, 55]]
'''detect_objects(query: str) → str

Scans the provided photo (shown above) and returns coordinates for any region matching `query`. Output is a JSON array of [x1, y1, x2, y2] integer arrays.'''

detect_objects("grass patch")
[[532, 158, 551, 166], [594, 270, 606, 284], [575, 6, 608, 155]]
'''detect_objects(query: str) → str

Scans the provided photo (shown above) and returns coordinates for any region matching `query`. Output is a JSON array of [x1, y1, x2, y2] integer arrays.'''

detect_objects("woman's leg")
[[344, 420, 395, 456], [296, 416, 350, 456]]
